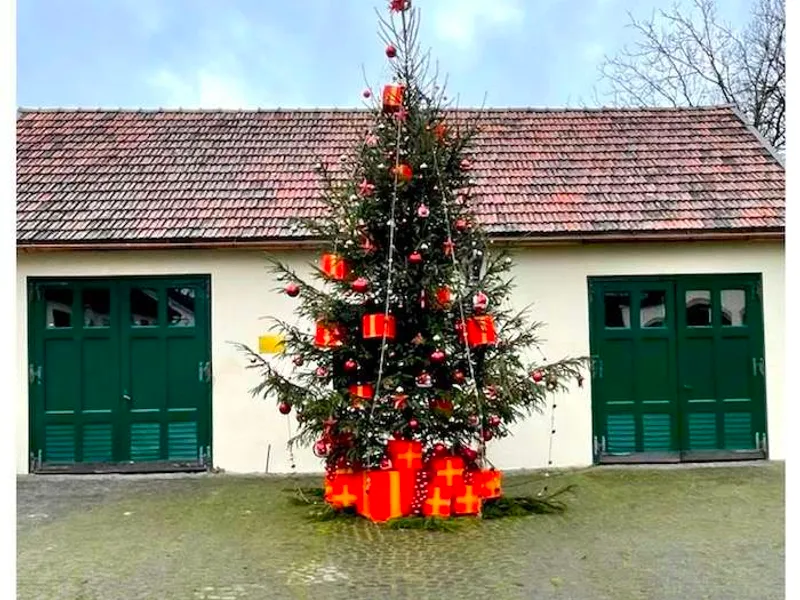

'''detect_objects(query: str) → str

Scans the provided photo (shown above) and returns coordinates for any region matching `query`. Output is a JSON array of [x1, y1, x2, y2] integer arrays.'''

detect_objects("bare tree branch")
[[598, 0, 785, 149]]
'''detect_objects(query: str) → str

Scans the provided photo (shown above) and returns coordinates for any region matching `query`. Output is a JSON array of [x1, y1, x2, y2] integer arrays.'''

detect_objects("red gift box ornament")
[[328, 470, 362, 509], [423, 483, 452, 518], [435, 286, 452, 309], [392, 163, 413, 183], [474, 469, 503, 499], [465, 315, 497, 347], [387, 439, 423, 470], [453, 484, 482, 516], [362, 314, 397, 340], [315, 322, 345, 348], [358, 469, 415, 522], [349, 383, 375, 408], [320, 253, 350, 280], [382, 84, 405, 113]]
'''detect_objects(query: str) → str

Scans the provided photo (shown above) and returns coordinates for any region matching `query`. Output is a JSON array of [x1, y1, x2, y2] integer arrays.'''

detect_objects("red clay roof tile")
[[16, 106, 784, 245]]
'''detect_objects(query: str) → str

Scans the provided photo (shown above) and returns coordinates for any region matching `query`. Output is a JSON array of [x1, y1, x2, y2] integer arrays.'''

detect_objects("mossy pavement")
[[17, 462, 784, 600]]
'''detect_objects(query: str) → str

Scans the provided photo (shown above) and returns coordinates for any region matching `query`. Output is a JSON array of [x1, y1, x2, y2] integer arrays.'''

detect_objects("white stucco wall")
[[16, 240, 785, 474]]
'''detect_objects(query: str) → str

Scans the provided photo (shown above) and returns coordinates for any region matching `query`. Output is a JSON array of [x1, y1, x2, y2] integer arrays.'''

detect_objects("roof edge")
[[729, 106, 785, 169], [16, 229, 785, 252]]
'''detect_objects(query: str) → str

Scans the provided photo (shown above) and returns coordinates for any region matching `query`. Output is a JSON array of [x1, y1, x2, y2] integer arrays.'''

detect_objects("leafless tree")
[[599, 0, 785, 149]]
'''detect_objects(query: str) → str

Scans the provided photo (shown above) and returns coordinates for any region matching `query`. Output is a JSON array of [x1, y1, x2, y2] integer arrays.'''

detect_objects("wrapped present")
[[362, 314, 396, 340], [422, 482, 453, 518], [357, 469, 415, 522], [391, 163, 412, 183], [428, 455, 465, 489], [314, 322, 345, 348], [320, 253, 350, 280], [473, 469, 503, 499], [386, 439, 423, 471], [382, 84, 405, 113], [465, 315, 497, 347], [349, 383, 374, 408], [452, 484, 482, 516], [327, 470, 363, 509], [435, 286, 452, 309]]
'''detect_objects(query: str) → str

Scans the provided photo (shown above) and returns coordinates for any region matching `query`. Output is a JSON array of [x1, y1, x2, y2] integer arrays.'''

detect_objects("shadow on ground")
[[17, 462, 785, 600]]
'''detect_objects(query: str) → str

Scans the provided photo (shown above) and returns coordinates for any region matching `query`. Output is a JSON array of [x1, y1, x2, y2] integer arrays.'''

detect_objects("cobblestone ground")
[[17, 463, 784, 600]]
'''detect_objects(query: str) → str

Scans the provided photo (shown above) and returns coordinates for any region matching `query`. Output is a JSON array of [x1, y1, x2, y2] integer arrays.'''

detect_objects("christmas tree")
[[238, 0, 585, 521]]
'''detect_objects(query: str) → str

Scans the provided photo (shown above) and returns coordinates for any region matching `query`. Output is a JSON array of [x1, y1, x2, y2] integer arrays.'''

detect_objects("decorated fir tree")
[[238, 1, 585, 521]]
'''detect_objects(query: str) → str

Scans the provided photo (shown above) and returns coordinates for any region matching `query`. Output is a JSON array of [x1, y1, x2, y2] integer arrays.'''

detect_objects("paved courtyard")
[[17, 462, 784, 600]]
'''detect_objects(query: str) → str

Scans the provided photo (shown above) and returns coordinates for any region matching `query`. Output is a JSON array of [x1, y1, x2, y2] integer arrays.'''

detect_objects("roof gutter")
[[16, 229, 784, 252]]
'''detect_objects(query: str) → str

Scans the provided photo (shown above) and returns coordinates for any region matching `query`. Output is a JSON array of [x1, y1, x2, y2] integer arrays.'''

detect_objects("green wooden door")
[[676, 276, 767, 459], [590, 279, 680, 461], [589, 274, 768, 463], [28, 276, 212, 472]]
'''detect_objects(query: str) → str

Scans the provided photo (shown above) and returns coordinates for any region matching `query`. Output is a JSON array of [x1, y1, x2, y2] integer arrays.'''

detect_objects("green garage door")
[[589, 274, 767, 463], [28, 276, 212, 473]]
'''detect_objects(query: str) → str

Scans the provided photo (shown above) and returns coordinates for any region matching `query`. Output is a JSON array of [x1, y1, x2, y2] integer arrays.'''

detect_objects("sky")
[[16, 0, 753, 109]]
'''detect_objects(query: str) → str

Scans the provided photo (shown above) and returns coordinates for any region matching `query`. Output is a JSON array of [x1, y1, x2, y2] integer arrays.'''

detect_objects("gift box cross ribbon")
[[436, 463, 462, 487], [331, 484, 358, 507]]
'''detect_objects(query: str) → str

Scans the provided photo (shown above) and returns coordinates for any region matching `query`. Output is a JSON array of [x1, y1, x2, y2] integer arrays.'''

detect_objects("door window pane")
[[130, 288, 159, 327], [640, 290, 666, 328], [686, 290, 711, 327], [83, 288, 111, 328], [168, 287, 196, 327], [721, 289, 746, 326], [604, 292, 631, 328], [44, 288, 73, 328]]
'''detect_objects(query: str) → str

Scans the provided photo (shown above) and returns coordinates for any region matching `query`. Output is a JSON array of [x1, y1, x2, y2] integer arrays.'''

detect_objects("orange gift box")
[[452, 483, 482, 516], [422, 482, 453, 518], [320, 253, 350, 280], [382, 84, 405, 113], [386, 439, 423, 470], [473, 469, 503, 499], [435, 286, 452, 309], [362, 314, 396, 340], [326, 470, 362, 509], [314, 322, 345, 348], [357, 469, 415, 523], [392, 163, 412, 183], [349, 383, 374, 407], [465, 315, 497, 347], [428, 455, 465, 489]]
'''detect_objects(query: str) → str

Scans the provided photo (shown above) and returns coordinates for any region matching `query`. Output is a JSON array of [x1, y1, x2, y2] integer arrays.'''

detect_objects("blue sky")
[[16, 0, 752, 109]]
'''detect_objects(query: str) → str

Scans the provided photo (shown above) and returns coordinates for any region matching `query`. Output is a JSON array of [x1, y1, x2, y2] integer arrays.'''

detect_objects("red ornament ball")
[[468, 414, 480, 427], [489, 415, 501, 427], [482, 429, 494, 441], [473, 291, 489, 313], [453, 370, 466, 384], [313, 439, 330, 457], [417, 204, 430, 218], [344, 359, 358, 372], [316, 366, 329, 378], [385, 44, 397, 58], [454, 218, 468, 232], [409, 418, 420, 430], [380, 456, 393, 470], [460, 446, 478, 462], [292, 356, 304, 367], [409, 251, 423, 264], [531, 370, 544, 383], [351, 277, 369, 293], [278, 401, 292, 415], [285, 282, 300, 297], [362, 88, 372, 98], [433, 443, 447, 456], [430, 349, 446, 363]]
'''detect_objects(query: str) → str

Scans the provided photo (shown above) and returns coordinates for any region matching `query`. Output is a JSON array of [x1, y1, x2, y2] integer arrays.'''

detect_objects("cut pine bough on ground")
[[236, 0, 587, 524]]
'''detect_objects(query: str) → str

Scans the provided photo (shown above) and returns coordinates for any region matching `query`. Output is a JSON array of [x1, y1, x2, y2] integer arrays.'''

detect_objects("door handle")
[[122, 391, 132, 402], [682, 384, 693, 390]]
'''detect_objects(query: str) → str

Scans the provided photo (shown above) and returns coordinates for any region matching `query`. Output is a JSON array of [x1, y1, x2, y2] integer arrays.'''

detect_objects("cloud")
[[429, 0, 524, 48], [146, 66, 257, 108]]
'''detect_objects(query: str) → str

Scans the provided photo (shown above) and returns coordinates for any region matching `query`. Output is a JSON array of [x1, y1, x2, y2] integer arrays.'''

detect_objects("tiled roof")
[[16, 106, 784, 245]]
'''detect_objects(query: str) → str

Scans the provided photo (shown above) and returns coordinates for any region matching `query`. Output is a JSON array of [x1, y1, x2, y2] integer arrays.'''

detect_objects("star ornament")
[[358, 178, 375, 197], [394, 105, 409, 122], [365, 134, 379, 147]]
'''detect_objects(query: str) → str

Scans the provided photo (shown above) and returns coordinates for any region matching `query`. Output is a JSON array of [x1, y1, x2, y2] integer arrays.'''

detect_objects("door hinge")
[[591, 356, 603, 379], [28, 364, 43, 385], [198, 361, 212, 383], [752, 357, 765, 377], [760, 432, 768, 452]]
